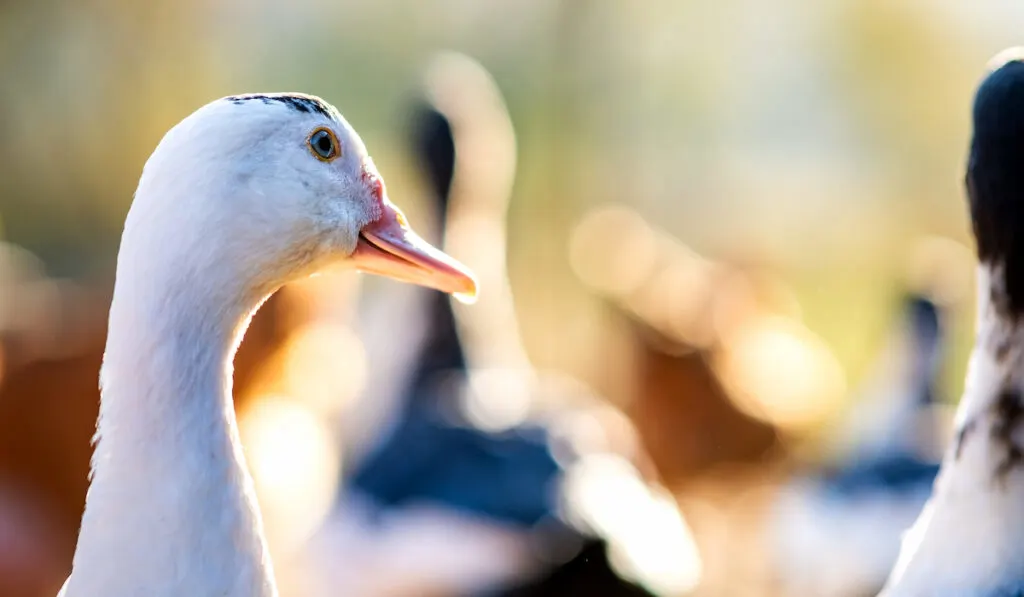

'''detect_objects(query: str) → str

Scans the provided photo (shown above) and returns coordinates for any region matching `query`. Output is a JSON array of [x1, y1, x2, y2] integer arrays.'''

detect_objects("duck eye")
[[308, 128, 339, 161]]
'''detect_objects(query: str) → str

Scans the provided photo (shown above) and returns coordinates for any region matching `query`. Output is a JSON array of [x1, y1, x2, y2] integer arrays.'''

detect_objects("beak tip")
[[453, 284, 479, 305], [449, 271, 479, 304]]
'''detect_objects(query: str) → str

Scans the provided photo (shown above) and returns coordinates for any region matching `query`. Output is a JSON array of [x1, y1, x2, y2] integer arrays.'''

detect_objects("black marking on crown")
[[968, 58, 1024, 317], [224, 94, 337, 120]]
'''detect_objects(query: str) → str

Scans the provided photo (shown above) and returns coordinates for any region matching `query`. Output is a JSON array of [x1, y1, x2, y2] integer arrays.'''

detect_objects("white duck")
[[880, 49, 1024, 596], [56, 92, 477, 597]]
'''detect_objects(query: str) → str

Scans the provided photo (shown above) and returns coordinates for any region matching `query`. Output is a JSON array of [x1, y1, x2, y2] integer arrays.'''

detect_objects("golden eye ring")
[[308, 127, 340, 162]]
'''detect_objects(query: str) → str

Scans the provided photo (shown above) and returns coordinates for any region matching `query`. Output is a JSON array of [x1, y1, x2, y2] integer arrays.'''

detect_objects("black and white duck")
[[881, 48, 1024, 597]]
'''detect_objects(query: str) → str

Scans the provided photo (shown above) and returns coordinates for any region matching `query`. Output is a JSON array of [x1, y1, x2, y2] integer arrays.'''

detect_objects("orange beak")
[[352, 200, 478, 303]]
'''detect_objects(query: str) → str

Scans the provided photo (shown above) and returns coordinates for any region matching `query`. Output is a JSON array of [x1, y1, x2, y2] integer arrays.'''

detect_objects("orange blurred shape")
[[570, 205, 661, 300], [713, 314, 846, 430]]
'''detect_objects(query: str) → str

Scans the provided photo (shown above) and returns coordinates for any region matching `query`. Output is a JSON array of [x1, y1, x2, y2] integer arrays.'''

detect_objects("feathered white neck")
[[62, 202, 277, 596], [881, 266, 1024, 595]]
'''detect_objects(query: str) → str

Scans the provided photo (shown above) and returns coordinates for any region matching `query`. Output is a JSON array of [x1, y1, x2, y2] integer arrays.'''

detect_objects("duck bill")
[[352, 202, 478, 303]]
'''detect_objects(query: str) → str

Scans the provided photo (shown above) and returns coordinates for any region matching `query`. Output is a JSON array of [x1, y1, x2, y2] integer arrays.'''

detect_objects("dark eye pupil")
[[313, 131, 334, 157]]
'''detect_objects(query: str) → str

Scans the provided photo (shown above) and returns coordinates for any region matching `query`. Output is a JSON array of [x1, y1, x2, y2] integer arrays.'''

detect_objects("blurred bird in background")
[[769, 288, 952, 597], [303, 52, 702, 597], [569, 207, 843, 594]]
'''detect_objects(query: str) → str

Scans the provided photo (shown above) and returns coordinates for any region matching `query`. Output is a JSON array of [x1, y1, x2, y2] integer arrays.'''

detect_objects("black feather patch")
[[224, 94, 337, 120], [968, 59, 1024, 317], [991, 387, 1024, 481]]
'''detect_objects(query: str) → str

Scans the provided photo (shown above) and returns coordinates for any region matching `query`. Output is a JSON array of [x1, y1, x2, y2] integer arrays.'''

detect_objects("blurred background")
[[1, 1, 1022, 596]]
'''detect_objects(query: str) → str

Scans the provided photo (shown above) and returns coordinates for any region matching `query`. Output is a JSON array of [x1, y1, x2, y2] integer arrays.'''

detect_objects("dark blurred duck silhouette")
[[769, 293, 946, 597], [305, 52, 701, 597]]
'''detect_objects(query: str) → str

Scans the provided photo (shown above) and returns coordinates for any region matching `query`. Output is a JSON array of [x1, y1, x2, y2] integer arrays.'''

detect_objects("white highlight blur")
[[561, 453, 703, 595]]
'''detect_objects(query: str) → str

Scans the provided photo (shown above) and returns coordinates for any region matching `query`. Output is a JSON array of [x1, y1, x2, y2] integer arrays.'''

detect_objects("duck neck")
[[885, 265, 1024, 592], [69, 243, 276, 596], [950, 265, 1024, 481]]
